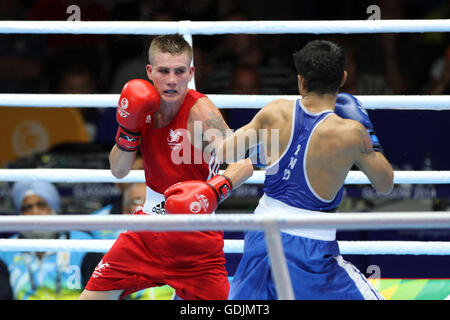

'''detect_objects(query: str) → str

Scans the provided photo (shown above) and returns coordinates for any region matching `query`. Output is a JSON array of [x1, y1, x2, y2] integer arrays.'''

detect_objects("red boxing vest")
[[140, 89, 219, 193]]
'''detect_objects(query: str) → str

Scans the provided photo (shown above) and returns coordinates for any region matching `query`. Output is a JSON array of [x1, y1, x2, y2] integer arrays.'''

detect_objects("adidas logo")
[[152, 201, 166, 215]]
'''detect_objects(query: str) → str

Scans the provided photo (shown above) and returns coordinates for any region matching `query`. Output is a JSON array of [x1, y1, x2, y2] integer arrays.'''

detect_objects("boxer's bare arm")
[[109, 145, 137, 179], [216, 99, 291, 165], [350, 122, 394, 194], [189, 97, 253, 188]]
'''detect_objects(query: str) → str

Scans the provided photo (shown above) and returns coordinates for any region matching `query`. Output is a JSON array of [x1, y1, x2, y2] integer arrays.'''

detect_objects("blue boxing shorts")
[[228, 231, 383, 300]]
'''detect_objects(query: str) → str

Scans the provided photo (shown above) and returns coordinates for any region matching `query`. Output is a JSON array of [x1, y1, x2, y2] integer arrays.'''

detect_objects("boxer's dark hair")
[[293, 40, 345, 94]]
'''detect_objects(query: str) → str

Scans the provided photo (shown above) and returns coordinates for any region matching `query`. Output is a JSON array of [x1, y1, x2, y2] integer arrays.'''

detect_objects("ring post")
[[179, 20, 196, 90], [263, 218, 295, 300]]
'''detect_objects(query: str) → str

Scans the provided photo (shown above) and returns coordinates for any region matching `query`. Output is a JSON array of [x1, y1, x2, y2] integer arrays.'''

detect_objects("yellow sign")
[[0, 107, 89, 166]]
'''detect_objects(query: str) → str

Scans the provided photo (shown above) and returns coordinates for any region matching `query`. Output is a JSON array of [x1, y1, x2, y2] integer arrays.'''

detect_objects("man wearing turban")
[[0, 181, 93, 299], [11, 180, 61, 240]]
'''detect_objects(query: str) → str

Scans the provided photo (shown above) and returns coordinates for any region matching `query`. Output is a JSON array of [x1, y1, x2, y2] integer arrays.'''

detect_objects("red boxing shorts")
[[85, 209, 229, 300]]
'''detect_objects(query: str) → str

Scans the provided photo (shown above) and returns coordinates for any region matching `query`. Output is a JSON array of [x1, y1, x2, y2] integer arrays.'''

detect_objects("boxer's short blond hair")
[[148, 34, 192, 64]]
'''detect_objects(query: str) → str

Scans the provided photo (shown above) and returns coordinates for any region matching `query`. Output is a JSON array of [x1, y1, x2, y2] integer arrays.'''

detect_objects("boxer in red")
[[79, 34, 253, 300]]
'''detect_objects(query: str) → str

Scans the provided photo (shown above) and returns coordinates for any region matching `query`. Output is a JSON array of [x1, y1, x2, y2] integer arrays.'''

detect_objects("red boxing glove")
[[164, 175, 233, 214], [115, 79, 160, 152]]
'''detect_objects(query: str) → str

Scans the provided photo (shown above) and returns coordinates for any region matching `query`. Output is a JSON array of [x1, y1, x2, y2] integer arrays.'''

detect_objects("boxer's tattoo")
[[205, 111, 229, 137], [360, 128, 373, 154], [201, 111, 229, 151]]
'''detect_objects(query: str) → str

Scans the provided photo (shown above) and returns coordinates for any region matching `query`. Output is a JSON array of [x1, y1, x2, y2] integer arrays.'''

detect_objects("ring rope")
[[0, 19, 449, 35], [1, 94, 450, 110], [0, 212, 449, 232], [1, 169, 449, 184], [1, 239, 449, 255]]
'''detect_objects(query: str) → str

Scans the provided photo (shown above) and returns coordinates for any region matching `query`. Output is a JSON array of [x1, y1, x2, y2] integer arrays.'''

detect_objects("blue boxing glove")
[[246, 142, 267, 168], [335, 93, 383, 153]]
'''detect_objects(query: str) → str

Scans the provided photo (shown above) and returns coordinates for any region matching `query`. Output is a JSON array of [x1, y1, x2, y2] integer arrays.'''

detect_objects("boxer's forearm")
[[222, 158, 254, 189], [215, 124, 258, 165], [109, 144, 137, 179]]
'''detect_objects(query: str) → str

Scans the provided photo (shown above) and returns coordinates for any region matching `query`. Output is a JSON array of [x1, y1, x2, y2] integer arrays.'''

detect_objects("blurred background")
[[0, 0, 449, 287]]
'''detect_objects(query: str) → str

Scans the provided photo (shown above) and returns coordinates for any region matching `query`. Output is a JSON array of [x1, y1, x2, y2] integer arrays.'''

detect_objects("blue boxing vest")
[[264, 99, 344, 212], [229, 102, 384, 300]]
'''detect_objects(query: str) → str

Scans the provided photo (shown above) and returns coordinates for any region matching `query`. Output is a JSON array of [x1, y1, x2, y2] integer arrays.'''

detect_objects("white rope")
[[1, 169, 449, 185], [338, 241, 450, 256], [0, 20, 449, 35], [0, 212, 449, 232], [2, 213, 447, 302], [0, 239, 448, 255], [1, 94, 450, 110]]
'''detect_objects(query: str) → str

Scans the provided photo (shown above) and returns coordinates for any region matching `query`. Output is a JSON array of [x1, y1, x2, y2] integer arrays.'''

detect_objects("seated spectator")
[[122, 183, 147, 215], [90, 182, 147, 240], [0, 181, 94, 300]]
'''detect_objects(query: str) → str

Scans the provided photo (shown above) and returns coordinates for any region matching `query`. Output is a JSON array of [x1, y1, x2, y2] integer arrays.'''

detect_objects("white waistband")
[[142, 186, 166, 215], [254, 194, 336, 241]]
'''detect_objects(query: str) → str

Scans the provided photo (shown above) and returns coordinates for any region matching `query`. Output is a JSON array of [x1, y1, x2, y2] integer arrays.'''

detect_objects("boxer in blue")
[[216, 40, 394, 300]]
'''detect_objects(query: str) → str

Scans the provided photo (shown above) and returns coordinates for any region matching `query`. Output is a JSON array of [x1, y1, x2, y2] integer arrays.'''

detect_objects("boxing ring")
[[1, 19, 450, 300]]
